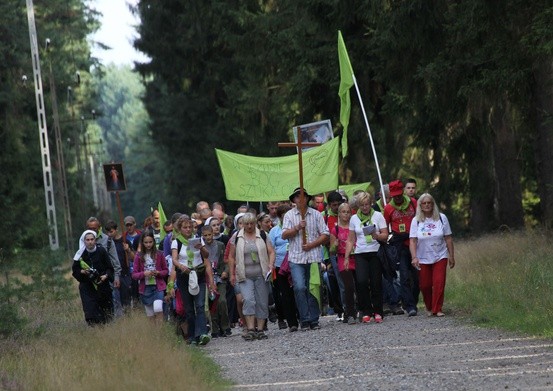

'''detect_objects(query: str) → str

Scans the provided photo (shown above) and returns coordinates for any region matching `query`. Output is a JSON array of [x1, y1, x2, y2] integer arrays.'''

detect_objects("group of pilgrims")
[[72, 178, 455, 345]]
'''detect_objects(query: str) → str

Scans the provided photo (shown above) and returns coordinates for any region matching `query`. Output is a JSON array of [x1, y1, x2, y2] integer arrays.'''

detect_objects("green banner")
[[339, 182, 372, 199], [216, 137, 340, 201]]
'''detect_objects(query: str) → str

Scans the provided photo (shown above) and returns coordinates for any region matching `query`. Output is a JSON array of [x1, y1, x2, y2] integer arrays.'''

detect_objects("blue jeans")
[[113, 274, 132, 317], [382, 274, 400, 306], [289, 262, 320, 326], [177, 271, 207, 342], [398, 245, 419, 312]]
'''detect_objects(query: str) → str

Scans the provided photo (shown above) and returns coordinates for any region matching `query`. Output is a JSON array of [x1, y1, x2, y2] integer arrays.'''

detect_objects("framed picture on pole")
[[103, 163, 126, 192], [292, 119, 333, 151]]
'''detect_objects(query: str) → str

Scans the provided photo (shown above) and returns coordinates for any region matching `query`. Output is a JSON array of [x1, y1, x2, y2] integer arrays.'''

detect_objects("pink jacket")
[[132, 250, 168, 294]]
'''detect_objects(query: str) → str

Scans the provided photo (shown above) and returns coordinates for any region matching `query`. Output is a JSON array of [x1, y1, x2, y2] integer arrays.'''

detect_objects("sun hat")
[[288, 187, 313, 203]]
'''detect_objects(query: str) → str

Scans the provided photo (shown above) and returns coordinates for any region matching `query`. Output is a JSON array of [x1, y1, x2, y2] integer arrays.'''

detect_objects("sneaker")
[[390, 305, 405, 315], [268, 306, 278, 323], [225, 328, 232, 337], [289, 326, 298, 332], [278, 320, 288, 330], [382, 304, 392, 315], [310, 323, 321, 330], [256, 331, 268, 339], [408, 309, 417, 317], [335, 313, 344, 322], [300, 323, 310, 331], [347, 316, 357, 325], [374, 314, 383, 323], [362, 315, 371, 323], [198, 334, 211, 345]]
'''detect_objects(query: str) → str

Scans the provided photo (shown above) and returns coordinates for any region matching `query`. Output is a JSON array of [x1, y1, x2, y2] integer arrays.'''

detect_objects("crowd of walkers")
[[71, 178, 455, 345]]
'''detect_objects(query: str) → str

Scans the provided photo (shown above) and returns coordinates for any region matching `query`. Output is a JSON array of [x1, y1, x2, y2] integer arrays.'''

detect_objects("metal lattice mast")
[[26, 0, 59, 250], [48, 57, 73, 252]]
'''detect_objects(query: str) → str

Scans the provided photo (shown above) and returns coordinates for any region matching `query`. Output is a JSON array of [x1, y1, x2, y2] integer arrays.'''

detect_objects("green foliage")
[[91, 65, 166, 221], [2, 0, 553, 247], [133, 0, 358, 212], [0, 1, 100, 257], [0, 248, 74, 338], [130, 0, 552, 229]]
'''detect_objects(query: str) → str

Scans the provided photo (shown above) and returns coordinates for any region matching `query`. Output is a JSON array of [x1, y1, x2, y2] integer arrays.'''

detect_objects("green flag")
[[338, 30, 354, 158], [339, 182, 371, 200], [216, 137, 340, 201], [157, 202, 168, 241]]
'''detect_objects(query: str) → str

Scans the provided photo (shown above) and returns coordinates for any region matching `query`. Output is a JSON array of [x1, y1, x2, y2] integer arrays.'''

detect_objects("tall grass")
[[446, 230, 553, 338], [0, 297, 230, 390]]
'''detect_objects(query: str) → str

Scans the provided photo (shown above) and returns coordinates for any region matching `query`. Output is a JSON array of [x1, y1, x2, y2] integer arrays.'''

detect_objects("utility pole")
[[46, 38, 74, 253], [26, 0, 59, 250]]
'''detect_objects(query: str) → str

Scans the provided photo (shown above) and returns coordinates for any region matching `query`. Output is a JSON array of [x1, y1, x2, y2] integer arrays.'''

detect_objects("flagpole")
[[351, 74, 387, 206], [338, 30, 387, 206]]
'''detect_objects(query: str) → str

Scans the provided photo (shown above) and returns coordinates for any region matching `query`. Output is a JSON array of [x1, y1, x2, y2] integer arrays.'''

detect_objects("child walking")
[[132, 230, 168, 322], [202, 225, 231, 338], [330, 203, 358, 324]]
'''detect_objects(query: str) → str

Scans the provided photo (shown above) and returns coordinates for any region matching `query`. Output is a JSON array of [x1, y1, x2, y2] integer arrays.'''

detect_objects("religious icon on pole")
[[103, 163, 126, 192], [293, 120, 333, 151]]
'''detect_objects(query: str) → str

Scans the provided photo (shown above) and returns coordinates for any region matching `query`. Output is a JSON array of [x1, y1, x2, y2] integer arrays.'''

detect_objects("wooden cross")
[[278, 126, 322, 244]]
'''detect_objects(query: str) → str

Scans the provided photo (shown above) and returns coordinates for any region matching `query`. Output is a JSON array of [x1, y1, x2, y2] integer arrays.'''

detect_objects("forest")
[[1, 0, 552, 259]]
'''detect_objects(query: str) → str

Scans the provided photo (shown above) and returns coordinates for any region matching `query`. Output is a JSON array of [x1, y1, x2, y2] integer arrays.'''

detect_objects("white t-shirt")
[[171, 239, 203, 268], [409, 213, 452, 264], [349, 211, 386, 254], [144, 254, 156, 285]]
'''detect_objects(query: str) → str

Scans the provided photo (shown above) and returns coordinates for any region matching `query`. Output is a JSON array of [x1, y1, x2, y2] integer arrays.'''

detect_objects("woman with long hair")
[[409, 193, 455, 317], [330, 202, 358, 324], [132, 230, 168, 322]]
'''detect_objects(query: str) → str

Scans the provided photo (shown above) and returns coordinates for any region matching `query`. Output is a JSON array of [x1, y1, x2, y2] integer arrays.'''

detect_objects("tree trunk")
[[466, 121, 496, 233], [532, 59, 553, 228], [490, 98, 525, 229]]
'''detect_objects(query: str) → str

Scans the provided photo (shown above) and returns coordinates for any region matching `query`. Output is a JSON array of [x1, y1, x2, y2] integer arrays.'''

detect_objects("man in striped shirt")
[[282, 187, 329, 330]]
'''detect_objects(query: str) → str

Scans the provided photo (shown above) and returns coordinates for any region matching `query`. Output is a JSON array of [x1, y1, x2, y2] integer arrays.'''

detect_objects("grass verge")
[[0, 295, 231, 390], [446, 230, 553, 338]]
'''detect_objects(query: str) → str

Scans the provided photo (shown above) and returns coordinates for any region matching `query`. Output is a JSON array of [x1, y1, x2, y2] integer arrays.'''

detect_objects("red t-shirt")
[[383, 197, 417, 245]]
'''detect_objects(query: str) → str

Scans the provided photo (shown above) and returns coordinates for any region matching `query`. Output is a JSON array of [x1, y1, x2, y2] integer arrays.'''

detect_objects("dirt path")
[[205, 314, 553, 390]]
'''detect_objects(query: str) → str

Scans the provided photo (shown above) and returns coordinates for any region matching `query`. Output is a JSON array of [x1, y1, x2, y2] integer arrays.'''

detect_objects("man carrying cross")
[[282, 187, 329, 330]]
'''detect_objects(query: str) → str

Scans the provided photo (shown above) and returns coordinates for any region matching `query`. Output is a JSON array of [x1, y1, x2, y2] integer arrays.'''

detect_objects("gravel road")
[[205, 313, 553, 390]]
